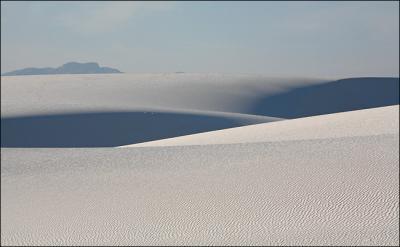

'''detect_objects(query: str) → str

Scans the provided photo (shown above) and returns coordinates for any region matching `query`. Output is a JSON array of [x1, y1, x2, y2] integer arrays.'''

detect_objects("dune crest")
[[120, 105, 399, 147]]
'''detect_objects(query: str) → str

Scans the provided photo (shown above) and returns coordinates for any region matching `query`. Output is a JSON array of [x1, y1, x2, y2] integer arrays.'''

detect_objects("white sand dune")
[[1, 74, 397, 119], [1, 74, 398, 147], [1, 74, 313, 147], [2, 135, 398, 245], [2, 106, 399, 245], [121, 105, 399, 147], [1, 74, 399, 245], [1, 73, 321, 117]]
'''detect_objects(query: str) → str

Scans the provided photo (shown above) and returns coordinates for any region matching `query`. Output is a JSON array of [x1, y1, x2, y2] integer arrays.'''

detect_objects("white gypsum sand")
[[1, 106, 399, 245], [0, 73, 322, 117], [1, 74, 314, 147], [2, 74, 398, 147], [1, 74, 399, 245], [1, 138, 398, 245]]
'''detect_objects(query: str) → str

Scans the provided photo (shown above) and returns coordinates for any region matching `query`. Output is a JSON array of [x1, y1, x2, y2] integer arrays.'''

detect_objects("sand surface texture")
[[1, 74, 399, 245]]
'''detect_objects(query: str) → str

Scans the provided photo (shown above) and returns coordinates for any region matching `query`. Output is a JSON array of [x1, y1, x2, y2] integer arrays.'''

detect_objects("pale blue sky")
[[1, 1, 399, 78]]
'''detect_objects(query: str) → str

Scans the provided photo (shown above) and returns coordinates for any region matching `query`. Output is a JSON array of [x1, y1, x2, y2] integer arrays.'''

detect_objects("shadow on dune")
[[1, 111, 267, 147], [251, 77, 399, 118]]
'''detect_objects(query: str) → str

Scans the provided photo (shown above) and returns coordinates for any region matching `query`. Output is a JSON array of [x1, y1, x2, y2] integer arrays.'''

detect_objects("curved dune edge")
[[119, 105, 399, 147], [1, 108, 282, 148]]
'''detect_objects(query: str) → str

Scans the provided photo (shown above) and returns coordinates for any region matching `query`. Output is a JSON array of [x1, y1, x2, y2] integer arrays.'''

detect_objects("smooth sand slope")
[[1, 74, 399, 245], [1, 73, 323, 118], [1, 74, 397, 119], [1, 107, 399, 245], [121, 105, 399, 147]]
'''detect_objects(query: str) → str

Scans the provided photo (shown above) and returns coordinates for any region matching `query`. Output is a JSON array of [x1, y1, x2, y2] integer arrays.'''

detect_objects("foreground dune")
[[2, 106, 399, 245]]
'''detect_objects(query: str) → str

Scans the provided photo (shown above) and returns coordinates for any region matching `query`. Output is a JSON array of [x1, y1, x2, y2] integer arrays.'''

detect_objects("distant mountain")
[[2, 62, 122, 76]]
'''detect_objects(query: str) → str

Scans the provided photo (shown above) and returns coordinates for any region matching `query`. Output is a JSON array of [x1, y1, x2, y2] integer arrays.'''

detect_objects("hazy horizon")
[[1, 1, 399, 78]]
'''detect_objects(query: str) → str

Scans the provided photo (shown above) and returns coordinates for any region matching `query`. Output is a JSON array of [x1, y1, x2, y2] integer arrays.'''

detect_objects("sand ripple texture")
[[1, 134, 399, 246]]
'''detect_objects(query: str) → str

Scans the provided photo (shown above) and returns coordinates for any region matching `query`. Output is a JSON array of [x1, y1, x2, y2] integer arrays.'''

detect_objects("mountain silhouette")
[[2, 62, 122, 76]]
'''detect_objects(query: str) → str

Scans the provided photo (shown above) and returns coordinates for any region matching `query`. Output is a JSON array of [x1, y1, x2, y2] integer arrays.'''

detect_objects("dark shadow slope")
[[251, 77, 399, 118], [1, 111, 267, 147]]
